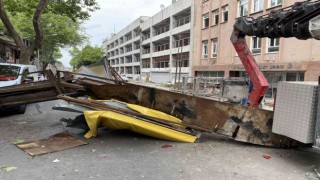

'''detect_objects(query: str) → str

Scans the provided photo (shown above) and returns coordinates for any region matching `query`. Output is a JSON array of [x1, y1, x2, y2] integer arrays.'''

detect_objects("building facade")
[[193, 0, 320, 97], [140, 0, 193, 83], [103, 0, 193, 83], [0, 34, 20, 64], [103, 16, 149, 81], [103, 0, 320, 92]]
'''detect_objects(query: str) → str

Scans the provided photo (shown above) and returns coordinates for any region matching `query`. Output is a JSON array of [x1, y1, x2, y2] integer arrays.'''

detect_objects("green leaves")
[[0, 0, 99, 64], [70, 45, 103, 69]]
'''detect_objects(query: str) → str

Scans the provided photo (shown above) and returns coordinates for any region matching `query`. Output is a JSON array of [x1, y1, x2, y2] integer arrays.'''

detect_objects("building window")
[[269, 0, 282, 8], [238, 0, 248, 17], [211, 38, 218, 58], [202, 40, 208, 59], [251, 37, 261, 54], [213, 9, 219, 25], [222, 5, 228, 22], [267, 38, 279, 52], [252, 0, 263, 13], [203, 13, 209, 28], [196, 71, 225, 78]]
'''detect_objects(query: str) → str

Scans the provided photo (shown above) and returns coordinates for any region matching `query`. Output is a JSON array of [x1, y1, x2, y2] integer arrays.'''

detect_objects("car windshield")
[[0, 65, 21, 81]]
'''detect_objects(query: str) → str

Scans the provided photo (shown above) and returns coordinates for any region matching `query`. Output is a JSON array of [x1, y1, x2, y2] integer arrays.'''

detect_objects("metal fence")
[[175, 76, 249, 103]]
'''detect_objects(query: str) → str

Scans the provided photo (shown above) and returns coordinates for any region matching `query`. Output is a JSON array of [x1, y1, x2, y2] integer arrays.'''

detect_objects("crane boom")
[[231, 0, 320, 107]]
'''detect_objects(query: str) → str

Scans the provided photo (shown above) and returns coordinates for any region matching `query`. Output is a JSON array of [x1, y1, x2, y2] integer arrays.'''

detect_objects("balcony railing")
[[134, 70, 140, 74], [126, 47, 132, 52], [173, 15, 191, 28], [134, 57, 140, 62], [125, 36, 132, 41], [153, 61, 169, 68], [142, 34, 150, 41], [172, 37, 190, 48], [133, 32, 140, 38], [154, 43, 170, 52], [126, 69, 133, 74], [134, 44, 140, 50], [126, 59, 132, 63], [142, 48, 150, 54], [172, 60, 189, 67], [142, 63, 150, 68], [154, 25, 170, 36]]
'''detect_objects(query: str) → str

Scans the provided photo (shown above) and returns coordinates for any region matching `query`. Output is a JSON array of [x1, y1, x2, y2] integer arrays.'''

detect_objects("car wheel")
[[17, 104, 26, 114]]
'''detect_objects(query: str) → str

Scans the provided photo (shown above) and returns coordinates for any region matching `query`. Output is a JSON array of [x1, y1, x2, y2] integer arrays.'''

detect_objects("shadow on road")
[[0, 110, 20, 117]]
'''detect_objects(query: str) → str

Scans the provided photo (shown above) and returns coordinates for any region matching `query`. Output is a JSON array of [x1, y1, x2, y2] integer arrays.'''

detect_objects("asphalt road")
[[0, 100, 320, 180]]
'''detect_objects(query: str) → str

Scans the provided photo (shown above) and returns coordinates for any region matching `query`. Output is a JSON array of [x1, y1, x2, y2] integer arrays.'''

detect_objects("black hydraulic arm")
[[233, 0, 320, 40]]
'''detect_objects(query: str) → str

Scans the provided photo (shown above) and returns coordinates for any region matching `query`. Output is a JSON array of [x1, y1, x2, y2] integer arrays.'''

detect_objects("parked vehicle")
[[0, 63, 38, 114]]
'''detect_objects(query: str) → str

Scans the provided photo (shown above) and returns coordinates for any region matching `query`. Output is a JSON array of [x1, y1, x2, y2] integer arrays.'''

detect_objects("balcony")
[[172, 37, 190, 48], [154, 43, 170, 52], [142, 48, 150, 55], [142, 34, 150, 41], [172, 60, 189, 67], [173, 15, 191, 28], [154, 25, 170, 36], [151, 60, 170, 72], [125, 47, 132, 53], [133, 32, 140, 38]]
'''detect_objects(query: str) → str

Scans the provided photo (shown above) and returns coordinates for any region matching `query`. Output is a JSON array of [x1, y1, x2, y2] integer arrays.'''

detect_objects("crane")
[[231, 0, 320, 107]]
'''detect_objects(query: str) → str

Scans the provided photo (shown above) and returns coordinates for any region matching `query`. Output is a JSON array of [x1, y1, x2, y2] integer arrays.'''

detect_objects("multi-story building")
[[140, 0, 193, 83], [103, 0, 193, 83], [103, 16, 149, 81], [103, 0, 320, 94], [193, 0, 320, 98]]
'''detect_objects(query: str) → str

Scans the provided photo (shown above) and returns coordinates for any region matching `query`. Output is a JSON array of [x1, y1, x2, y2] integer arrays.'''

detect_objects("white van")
[[0, 63, 38, 113]]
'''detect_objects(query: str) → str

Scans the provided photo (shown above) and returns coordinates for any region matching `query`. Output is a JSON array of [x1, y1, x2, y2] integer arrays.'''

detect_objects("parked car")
[[0, 63, 38, 114]]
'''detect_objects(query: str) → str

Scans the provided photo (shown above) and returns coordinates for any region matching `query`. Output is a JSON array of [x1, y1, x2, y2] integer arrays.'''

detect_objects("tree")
[[1, 11, 87, 68], [0, 0, 99, 65], [70, 45, 103, 69]]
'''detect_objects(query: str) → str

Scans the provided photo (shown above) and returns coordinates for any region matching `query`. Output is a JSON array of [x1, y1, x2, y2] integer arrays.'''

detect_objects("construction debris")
[[0, 69, 304, 147], [16, 132, 87, 156], [57, 96, 198, 143]]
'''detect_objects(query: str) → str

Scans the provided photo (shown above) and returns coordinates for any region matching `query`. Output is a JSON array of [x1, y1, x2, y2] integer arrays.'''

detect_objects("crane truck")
[[231, 0, 320, 107]]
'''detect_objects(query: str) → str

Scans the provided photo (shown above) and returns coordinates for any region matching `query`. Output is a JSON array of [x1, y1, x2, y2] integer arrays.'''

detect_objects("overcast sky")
[[59, 0, 172, 67]]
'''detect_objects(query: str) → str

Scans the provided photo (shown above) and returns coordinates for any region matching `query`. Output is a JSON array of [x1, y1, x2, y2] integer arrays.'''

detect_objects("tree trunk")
[[19, 48, 34, 65]]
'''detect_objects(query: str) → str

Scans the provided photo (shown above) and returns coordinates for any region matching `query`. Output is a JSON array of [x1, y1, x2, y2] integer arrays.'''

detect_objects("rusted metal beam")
[[87, 83, 303, 147]]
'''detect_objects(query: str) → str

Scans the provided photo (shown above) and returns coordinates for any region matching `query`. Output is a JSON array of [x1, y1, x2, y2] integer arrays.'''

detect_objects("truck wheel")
[[17, 104, 26, 114]]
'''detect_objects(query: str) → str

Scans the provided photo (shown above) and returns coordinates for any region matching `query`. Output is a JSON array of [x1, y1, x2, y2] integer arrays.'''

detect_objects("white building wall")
[[103, 16, 149, 81], [103, 0, 194, 83], [140, 0, 193, 84]]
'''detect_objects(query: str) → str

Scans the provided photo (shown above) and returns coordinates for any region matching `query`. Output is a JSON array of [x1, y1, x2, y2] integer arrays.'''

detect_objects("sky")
[[59, 0, 172, 67]]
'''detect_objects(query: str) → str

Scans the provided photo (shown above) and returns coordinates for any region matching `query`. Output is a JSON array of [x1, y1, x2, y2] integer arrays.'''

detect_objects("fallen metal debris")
[[0, 69, 304, 147], [16, 132, 87, 156]]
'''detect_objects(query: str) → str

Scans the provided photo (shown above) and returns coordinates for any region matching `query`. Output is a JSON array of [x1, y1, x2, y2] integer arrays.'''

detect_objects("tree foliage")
[[70, 45, 103, 69], [0, 0, 99, 65]]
